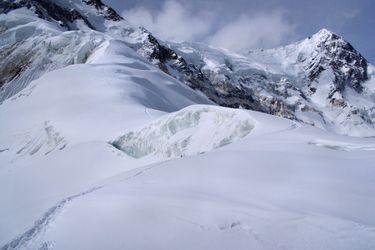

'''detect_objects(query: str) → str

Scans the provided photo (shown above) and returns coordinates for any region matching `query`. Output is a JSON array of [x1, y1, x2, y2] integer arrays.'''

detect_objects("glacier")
[[1, 1, 375, 250]]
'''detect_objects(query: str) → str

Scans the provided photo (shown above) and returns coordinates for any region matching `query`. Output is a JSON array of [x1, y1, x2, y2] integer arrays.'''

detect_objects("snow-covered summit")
[[309, 28, 341, 43], [252, 28, 369, 90], [314, 28, 334, 37]]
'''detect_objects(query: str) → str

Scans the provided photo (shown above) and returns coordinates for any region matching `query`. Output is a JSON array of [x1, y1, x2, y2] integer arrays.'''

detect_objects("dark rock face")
[[143, 34, 270, 113], [147, 34, 179, 63], [0, 0, 122, 30], [1, 0, 94, 29], [151, 46, 297, 119], [0, 43, 33, 89], [308, 32, 368, 93], [83, 0, 123, 21], [0, 1, 21, 14]]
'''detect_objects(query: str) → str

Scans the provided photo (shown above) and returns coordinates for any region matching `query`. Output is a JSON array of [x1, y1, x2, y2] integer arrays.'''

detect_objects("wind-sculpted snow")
[[113, 105, 254, 159], [308, 139, 375, 151], [15, 121, 66, 156], [0, 120, 67, 165]]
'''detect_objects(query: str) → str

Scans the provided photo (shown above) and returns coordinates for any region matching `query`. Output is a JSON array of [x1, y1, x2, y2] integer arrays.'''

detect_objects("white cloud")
[[342, 9, 360, 19], [123, 1, 296, 51], [122, 1, 213, 42], [209, 11, 296, 51], [122, 6, 155, 31]]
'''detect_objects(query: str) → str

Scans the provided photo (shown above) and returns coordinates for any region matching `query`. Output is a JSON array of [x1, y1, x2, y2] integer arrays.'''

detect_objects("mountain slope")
[[168, 30, 375, 136], [1, 0, 374, 136], [0, 0, 189, 102]]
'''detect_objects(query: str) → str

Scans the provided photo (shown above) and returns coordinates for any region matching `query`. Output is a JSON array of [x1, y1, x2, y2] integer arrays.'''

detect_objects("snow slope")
[[2, 98, 375, 249], [1, 1, 375, 250], [0, 37, 212, 246]]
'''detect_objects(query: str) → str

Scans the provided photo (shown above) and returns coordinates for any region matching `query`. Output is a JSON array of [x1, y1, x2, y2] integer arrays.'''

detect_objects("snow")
[[308, 139, 375, 151], [2, 53, 375, 248], [364, 64, 375, 93], [2, 106, 375, 249], [112, 105, 255, 160], [245, 28, 335, 77], [308, 69, 336, 107], [1, 3, 375, 250], [0, 8, 106, 102], [0, 31, 212, 247], [169, 30, 375, 137]]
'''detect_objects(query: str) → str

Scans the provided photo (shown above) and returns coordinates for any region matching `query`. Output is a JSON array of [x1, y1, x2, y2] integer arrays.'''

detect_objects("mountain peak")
[[314, 28, 336, 38], [304, 28, 369, 92], [309, 28, 343, 44]]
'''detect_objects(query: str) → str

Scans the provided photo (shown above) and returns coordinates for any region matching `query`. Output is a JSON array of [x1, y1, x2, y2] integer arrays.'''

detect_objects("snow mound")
[[0, 121, 67, 161], [112, 105, 255, 159]]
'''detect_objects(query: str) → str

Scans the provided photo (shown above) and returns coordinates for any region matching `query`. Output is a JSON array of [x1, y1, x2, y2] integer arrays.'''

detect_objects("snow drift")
[[112, 105, 255, 159]]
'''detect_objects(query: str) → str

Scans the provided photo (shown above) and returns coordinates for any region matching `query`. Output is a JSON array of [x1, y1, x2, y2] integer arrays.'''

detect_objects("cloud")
[[122, 6, 155, 31], [342, 9, 360, 19], [209, 11, 296, 51], [122, 1, 296, 51], [122, 0, 213, 42]]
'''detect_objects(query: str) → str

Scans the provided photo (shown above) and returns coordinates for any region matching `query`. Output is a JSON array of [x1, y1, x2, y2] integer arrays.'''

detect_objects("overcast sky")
[[103, 0, 375, 63]]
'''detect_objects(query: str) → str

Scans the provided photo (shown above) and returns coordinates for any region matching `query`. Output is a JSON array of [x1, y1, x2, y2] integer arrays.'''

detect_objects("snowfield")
[[1, 1, 375, 250], [1, 45, 375, 248]]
